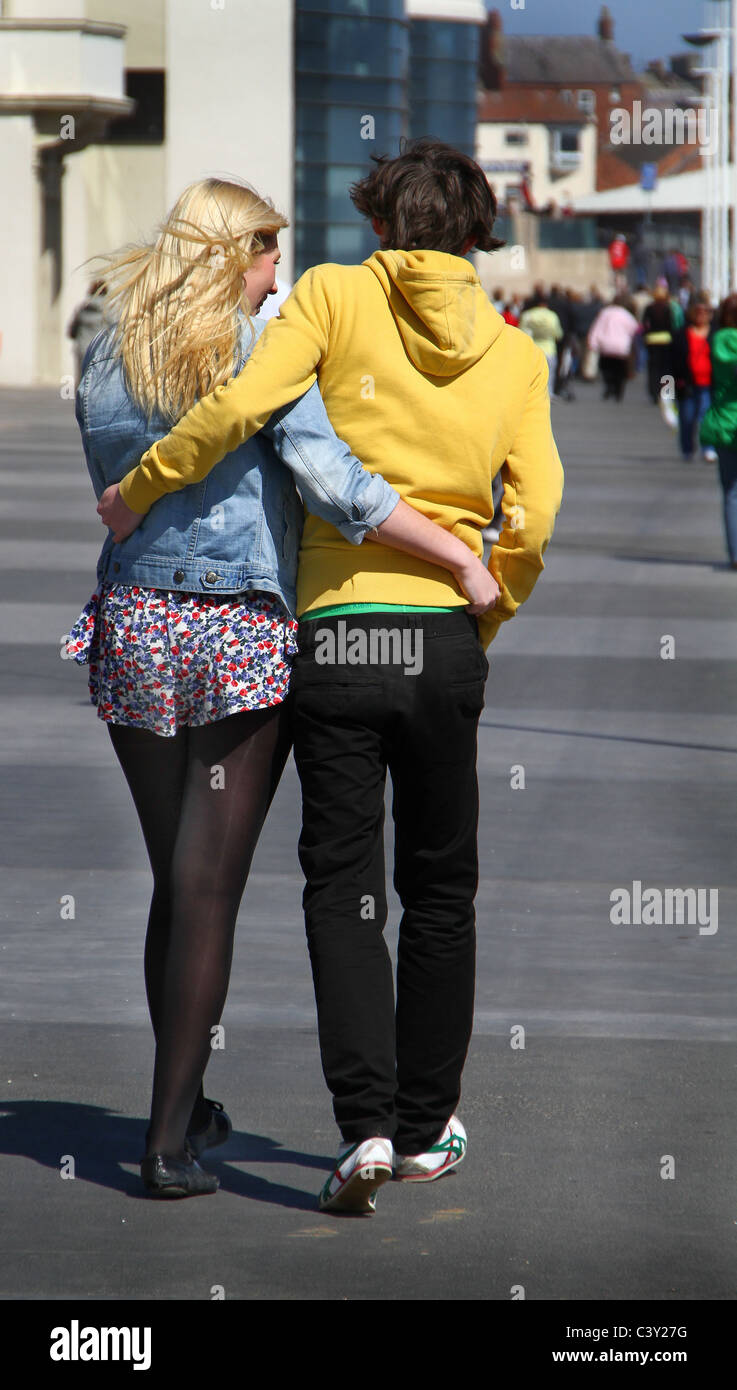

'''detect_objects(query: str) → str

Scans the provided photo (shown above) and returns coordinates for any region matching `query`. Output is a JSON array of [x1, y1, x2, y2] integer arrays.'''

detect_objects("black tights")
[[108, 702, 292, 1159]]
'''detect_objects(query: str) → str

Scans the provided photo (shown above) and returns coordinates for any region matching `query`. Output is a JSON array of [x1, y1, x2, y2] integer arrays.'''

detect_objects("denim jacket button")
[[173, 569, 185, 583], [204, 570, 218, 584]]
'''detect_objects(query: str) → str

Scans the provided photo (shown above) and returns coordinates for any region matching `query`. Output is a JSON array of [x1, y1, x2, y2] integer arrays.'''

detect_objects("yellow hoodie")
[[119, 250, 564, 648]]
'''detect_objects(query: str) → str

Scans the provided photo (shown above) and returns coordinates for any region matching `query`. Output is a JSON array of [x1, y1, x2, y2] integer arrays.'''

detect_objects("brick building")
[[479, 5, 705, 194]]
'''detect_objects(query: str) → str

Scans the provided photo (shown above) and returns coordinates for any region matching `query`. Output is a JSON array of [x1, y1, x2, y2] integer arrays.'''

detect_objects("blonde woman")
[[65, 177, 496, 1197]]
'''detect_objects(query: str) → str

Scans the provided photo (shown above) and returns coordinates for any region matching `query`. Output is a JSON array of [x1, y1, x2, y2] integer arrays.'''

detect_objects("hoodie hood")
[[365, 249, 505, 378]]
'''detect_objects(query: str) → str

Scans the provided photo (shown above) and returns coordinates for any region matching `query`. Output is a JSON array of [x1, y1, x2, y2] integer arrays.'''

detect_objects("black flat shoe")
[[185, 1098, 232, 1158], [141, 1151, 219, 1198]]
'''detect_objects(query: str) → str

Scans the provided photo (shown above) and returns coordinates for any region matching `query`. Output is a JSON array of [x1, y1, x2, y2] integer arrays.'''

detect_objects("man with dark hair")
[[349, 137, 506, 257], [99, 139, 564, 1215]]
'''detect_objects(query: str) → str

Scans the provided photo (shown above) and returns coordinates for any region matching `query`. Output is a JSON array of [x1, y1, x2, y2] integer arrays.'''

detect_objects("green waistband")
[[300, 602, 458, 621]]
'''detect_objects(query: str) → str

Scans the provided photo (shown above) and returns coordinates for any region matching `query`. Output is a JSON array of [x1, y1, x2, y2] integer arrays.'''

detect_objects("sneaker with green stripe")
[[394, 1115, 467, 1182], [318, 1137, 394, 1214]]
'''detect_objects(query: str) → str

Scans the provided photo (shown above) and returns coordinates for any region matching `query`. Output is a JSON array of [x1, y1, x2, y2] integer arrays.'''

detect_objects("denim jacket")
[[75, 314, 399, 613]]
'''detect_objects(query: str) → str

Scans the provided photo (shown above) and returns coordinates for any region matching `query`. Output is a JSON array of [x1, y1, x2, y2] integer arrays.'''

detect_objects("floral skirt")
[[63, 584, 299, 737]]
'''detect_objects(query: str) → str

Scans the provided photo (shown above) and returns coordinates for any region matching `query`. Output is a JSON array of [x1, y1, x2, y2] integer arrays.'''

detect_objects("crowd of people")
[[489, 275, 737, 567]]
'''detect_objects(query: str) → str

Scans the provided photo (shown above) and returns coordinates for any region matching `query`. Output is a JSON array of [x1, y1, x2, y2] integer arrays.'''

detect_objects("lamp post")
[[684, 24, 717, 296], [686, 1, 737, 300], [732, 0, 736, 288]]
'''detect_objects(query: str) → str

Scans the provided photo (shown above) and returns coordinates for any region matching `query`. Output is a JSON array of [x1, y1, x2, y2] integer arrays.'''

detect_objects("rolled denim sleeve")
[[265, 383, 400, 545]]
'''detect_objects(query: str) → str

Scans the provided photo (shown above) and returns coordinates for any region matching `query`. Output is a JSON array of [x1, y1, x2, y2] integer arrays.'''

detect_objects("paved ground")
[[0, 377, 735, 1303]]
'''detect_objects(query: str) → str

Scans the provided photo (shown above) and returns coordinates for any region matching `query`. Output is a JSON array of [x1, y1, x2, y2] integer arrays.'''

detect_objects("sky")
[[486, 0, 710, 72]]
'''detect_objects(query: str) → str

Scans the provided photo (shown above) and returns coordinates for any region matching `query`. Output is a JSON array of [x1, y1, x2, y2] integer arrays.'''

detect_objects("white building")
[[476, 89, 598, 211], [0, 0, 294, 386]]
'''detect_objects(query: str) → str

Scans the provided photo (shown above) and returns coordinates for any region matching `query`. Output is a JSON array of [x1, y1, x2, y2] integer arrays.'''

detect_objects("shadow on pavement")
[[0, 1100, 333, 1211], [479, 717, 737, 755], [614, 553, 733, 570]]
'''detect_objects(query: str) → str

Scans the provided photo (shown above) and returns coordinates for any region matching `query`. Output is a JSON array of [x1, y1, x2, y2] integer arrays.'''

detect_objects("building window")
[[561, 89, 573, 103], [505, 128, 528, 146], [551, 128, 581, 168], [610, 88, 621, 103], [107, 71, 165, 143], [577, 89, 595, 114]]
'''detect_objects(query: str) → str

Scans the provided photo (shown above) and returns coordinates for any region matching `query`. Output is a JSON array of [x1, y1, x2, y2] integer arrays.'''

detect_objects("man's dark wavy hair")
[[349, 137, 505, 256]]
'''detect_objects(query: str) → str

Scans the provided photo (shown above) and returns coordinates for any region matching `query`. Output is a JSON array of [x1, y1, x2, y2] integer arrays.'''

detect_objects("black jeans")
[[292, 609, 488, 1155], [600, 354, 629, 400]]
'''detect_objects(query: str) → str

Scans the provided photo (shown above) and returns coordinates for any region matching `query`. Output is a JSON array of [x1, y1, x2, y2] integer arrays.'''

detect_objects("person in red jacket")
[[608, 234, 630, 291], [672, 301, 716, 461], [502, 299, 520, 326]]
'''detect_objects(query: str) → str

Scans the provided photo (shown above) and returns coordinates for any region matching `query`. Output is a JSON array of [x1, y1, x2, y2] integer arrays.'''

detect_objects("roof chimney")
[[598, 5, 614, 41], [480, 8, 505, 91]]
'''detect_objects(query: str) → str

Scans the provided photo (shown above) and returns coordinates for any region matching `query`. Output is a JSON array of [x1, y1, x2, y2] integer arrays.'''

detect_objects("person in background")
[[607, 233, 630, 292], [699, 292, 737, 568], [490, 286, 505, 312], [519, 291, 563, 396], [587, 293, 640, 402], [672, 301, 716, 462], [678, 277, 695, 311], [502, 298, 520, 327], [522, 280, 547, 312], [570, 289, 597, 370], [564, 289, 583, 379], [548, 284, 573, 396], [669, 289, 685, 331], [577, 285, 605, 340], [547, 284, 569, 325], [661, 248, 689, 294], [67, 280, 107, 386], [642, 280, 677, 403], [587, 284, 605, 319], [631, 282, 652, 319], [630, 282, 652, 375]]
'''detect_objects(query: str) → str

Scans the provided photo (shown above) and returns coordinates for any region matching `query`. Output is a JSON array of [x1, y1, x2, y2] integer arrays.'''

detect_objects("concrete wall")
[[165, 0, 295, 280], [60, 1, 165, 382], [0, 28, 124, 99], [0, 117, 38, 384], [6, 0, 88, 15], [88, 0, 165, 66], [475, 213, 610, 298], [62, 143, 166, 383], [1, 0, 297, 381]]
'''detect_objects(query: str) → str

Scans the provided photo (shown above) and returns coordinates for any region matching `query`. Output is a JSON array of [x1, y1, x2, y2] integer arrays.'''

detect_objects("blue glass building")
[[295, 0, 409, 273], [294, 1, 484, 275], [408, 18, 480, 156]]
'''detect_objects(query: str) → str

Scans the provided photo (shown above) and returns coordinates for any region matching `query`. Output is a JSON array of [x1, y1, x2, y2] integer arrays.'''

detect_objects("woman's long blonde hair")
[[88, 178, 287, 423]]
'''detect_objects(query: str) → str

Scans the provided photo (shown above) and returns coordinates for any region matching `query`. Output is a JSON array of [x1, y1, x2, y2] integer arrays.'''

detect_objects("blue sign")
[[641, 163, 657, 192]]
